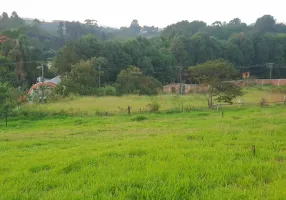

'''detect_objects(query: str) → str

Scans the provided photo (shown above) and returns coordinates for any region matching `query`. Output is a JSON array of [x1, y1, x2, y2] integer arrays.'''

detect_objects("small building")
[[163, 83, 208, 94], [27, 76, 61, 103]]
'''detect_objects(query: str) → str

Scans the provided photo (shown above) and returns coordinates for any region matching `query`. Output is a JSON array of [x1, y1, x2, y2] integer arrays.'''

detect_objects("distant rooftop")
[[44, 75, 61, 85]]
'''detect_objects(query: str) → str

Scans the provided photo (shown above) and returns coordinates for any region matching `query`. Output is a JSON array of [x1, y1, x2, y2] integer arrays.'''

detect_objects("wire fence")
[[1, 95, 286, 128], [211, 97, 286, 111]]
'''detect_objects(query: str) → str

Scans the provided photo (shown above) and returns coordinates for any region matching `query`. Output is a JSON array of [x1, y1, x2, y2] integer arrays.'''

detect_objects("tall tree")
[[2, 29, 32, 82], [254, 15, 276, 34], [84, 19, 98, 27], [188, 59, 242, 108], [33, 19, 41, 27], [62, 60, 99, 95], [130, 19, 141, 33], [229, 18, 242, 25], [57, 21, 65, 44]]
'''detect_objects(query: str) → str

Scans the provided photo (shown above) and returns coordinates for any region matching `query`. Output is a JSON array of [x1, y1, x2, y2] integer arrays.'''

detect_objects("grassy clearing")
[[0, 103, 286, 199], [20, 87, 286, 116]]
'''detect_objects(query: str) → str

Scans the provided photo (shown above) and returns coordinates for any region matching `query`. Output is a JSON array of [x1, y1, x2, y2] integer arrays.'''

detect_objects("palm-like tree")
[[3, 29, 32, 82]]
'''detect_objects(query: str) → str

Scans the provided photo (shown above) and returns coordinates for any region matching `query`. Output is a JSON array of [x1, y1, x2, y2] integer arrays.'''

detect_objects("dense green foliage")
[[189, 59, 243, 107], [0, 82, 22, 112], [115, 66, 162, 95], [2, 11, 286, 97], [61, 60, 99, 95]]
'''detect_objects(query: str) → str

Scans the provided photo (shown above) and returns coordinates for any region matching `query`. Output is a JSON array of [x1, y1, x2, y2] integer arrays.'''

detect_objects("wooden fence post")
[[5, 106, 8, 127], [260, 97, 265, 108], [127, 106, 132, 115]]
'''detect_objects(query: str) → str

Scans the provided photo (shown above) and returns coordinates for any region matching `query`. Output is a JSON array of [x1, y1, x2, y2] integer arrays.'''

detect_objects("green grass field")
[[0, 88, 286, 199], [20, 86, 285, 115]]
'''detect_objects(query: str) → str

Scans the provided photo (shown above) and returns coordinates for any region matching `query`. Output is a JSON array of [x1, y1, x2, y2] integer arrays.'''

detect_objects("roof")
[[27, 76, 61, 96], [44, 75, 61, 85]]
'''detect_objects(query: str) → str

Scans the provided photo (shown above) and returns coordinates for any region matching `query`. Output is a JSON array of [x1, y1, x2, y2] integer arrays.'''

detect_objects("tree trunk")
[[18, 55, 25, 81], [98, 65, 101, 87], [208, 97, 213, 108], [208, 86, 213, 108]]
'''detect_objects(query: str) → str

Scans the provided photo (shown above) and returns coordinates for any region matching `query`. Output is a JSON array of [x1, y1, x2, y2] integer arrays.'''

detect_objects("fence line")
[[163, 79, 286, 94], [1, 98, 285, 123]]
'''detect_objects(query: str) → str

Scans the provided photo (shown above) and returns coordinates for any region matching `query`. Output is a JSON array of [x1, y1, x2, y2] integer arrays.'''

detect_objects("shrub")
[[132, 116, 148, 121], [0, 83, 21, 115], [147, 98, 160, 113], [273, 85, 286, 95], [139, 76, 162, 95], [93, 86, 116, 96], [46, 92, 64, 103], [61, 60, 99, 95], [116, 66, 162, 95], [166, 109, 181, 114], [54, 84, 69, 97], [95, 87, 106, 96], [104, 85, 116, 96], [171, 87, 176, 93], [149, 102, 160, 112]]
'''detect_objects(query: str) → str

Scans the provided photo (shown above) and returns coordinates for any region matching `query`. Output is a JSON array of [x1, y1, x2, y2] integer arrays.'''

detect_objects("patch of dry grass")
[[21, 87, 286, 115]]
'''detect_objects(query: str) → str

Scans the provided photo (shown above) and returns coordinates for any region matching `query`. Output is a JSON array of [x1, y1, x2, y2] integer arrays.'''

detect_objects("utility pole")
[[266, 63, 274, 80], [179, 67, 182, 83], [176, 66, 183, 83], [41, 65, 44, 79], [5, 105, 8, 127], [37, 64, 44, 80], [37, 64, 45, 103], [98, 64, 101, 87]]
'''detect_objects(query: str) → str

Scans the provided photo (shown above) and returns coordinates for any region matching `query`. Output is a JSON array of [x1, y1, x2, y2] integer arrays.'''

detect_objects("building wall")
[[163, 79, 286, 94], [234, 79, 286, 87], [163, 83, 208, 94]]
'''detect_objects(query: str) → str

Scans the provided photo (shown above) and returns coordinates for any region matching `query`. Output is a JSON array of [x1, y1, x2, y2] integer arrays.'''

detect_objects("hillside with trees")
[[1, 11, 286, 99]]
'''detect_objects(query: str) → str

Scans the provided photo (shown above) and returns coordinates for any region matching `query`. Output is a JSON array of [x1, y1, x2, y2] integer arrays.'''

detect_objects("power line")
[[0, 60, 49, 65], [239, 63, 286, 69]]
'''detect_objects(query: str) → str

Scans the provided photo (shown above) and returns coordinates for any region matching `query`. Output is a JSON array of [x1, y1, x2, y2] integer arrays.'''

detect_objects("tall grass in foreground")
[[0, 105, 285, 199]]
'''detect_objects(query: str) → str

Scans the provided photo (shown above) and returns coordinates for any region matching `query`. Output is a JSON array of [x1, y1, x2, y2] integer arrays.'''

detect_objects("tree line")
[[1, 11, 286, 100]]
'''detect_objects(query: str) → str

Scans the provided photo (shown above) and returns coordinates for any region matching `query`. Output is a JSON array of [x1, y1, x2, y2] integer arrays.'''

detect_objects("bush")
[[93, 86, 116, 96], [46, 92, 64, 103], [171, 87, 176, 93], [166, 109, 181, 114], [132, 115, 148, 121], [149, 102, 160, 112], [104, 85, 116, 96], [147, 98, 160, 112], [116, 66, 162, 95], [273, 85, 286, 95], [139, 76, 162, 95], [60, 60, 99, 96], [0, 83, 22, 114], [54, 84, 69, 97], [95, 87, 106, 96]]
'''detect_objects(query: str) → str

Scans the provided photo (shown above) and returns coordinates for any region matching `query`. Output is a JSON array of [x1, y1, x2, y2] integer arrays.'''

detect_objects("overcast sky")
[[1, 0, 285, 28]]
